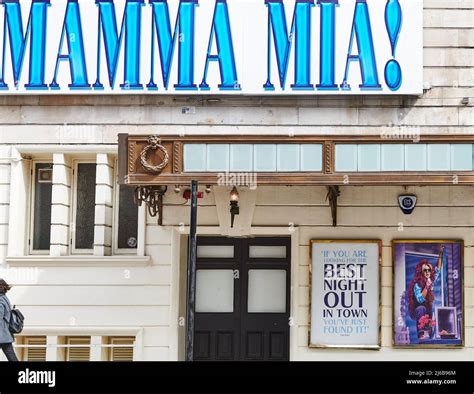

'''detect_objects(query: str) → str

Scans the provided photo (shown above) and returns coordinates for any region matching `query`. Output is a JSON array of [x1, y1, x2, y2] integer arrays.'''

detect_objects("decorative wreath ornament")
[[140, 135, 170, 174]]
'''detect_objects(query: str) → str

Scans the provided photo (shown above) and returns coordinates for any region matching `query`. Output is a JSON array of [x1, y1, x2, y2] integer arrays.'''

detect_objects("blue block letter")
[[94, 0, 144, 90], [0, 0, 50, 90], [148, 0, 198, 90], [264, 0, 314, 91], [316, 0, 338, 90], [51, 0, 90, 89], [200, 0, 239, 90], [341, 0, 380, 90]]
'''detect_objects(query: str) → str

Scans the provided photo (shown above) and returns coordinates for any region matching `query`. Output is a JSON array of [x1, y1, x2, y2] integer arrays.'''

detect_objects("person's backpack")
[[8, 306, 24, 334]]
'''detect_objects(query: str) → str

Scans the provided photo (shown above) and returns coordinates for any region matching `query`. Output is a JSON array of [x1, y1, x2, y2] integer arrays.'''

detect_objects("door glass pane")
[[197, 245, 234, 258], [33, 163, 53, 250], [196, 270, 234, 313], [248, 270, 286, 313], [249, 245, 286, 258], [117, 186, 138, 249], [75, 163, 96, 249]]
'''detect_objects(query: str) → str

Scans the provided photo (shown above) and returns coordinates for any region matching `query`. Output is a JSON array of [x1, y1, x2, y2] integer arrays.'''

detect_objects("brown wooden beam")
[[124, 173, 474, 186], [119, 134, 474, 186], [127, 134, 474, 144]]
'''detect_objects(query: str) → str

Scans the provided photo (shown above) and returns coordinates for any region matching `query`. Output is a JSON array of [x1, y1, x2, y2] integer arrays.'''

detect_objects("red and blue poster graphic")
[[393, 241, 464, 347]]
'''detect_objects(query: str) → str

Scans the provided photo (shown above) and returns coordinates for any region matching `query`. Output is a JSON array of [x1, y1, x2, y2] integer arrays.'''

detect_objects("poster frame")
[[309, 239, 382, 350], [392, 239, 465, 349]]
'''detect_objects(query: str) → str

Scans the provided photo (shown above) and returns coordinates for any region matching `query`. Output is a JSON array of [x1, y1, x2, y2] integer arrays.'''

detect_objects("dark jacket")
[[0, 294, 14, 343]]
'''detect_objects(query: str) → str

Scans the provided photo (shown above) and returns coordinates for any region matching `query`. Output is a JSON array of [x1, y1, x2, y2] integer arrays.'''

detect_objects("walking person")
[[0, 279, 18, 361]]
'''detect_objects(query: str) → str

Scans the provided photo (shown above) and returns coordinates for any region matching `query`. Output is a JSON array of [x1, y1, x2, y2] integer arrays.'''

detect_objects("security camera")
[[398, 195, 417, 215]]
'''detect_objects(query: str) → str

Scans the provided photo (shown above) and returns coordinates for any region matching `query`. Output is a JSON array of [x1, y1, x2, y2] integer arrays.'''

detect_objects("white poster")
[[0, 0, 423, 95], [310, 240, 381, 348]]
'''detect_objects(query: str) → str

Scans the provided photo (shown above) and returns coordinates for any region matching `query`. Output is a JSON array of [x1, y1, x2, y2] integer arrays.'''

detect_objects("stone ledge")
[[5, 256, 151, 267]]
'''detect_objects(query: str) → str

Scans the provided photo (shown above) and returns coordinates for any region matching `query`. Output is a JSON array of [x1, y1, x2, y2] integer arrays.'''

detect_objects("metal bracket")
[[134, 186, 168, 225], [326, 186, 340, 227]]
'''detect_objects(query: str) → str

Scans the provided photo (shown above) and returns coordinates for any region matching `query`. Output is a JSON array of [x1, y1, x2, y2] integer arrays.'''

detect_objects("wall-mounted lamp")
[[205, 185, 212, 194], [229, 186, 240, 228]]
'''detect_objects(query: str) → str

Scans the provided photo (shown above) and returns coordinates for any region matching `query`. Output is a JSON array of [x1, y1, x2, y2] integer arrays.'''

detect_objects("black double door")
[[193, 237, 291, 361]]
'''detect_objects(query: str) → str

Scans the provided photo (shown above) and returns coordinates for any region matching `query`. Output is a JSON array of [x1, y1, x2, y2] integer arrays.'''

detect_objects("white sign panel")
[[0, 0, 422, 95], [310, 240, 381, 348]]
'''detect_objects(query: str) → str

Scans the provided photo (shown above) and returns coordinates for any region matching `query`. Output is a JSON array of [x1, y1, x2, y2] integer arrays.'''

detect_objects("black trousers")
[[1, 343, 18, 361]]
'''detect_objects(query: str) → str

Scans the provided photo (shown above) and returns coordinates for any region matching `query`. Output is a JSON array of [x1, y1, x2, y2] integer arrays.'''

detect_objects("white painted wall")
[[153, 185, 474, 360], [0, 1, 472, 360]]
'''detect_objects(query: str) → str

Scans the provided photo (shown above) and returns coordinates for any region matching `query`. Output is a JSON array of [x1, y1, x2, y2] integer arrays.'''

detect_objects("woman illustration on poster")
[[408, 246, 444, 340]]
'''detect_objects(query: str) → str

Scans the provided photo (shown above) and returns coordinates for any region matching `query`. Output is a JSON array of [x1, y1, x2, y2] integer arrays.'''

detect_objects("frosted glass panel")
[[300, 145, 323, 171], [184, 144, 323, 172], [358, 144, 381, 172], [451, 144, 473, 171], [254, 144, 277, 171], [230, 145, 253, 171], [249, 246, 287, 258], [197, 245, 234, 258], [335, 145, 357, 172], [428, 144, 450, 171], [248, 270, 286, 313], [184, 145, 206, 172], [405, 144, 427, 171], [185, 143, 474, 174], [277, 145, 299, 172], [196, 270, 234, 313], [381, 144, 404, 171], [207, 144, 229, 171]]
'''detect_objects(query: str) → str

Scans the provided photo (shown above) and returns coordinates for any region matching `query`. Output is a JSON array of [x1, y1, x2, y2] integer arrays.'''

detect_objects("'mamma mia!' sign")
[[0, 0, 422, 95]]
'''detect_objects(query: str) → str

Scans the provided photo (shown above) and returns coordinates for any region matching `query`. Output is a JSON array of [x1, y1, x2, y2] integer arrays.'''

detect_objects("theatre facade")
[[0, 0, 472, 361]]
